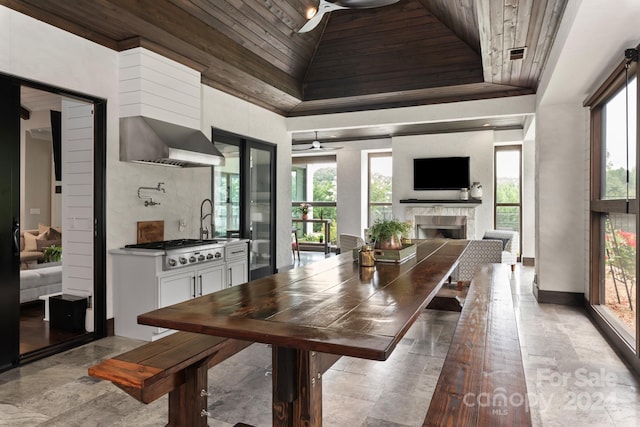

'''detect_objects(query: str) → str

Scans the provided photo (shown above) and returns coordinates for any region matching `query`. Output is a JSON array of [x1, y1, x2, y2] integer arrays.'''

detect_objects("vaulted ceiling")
[[2, 0, 566, 120]]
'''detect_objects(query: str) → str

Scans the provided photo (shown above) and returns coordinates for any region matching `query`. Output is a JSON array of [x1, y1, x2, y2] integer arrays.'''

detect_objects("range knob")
[[214, 252, 222, 259], [189, 256, 197, 263], [179, 257, 188, 265], [206, 253, 214, 260], [198, 254, 205, 261], [168, 258, 177, 267]]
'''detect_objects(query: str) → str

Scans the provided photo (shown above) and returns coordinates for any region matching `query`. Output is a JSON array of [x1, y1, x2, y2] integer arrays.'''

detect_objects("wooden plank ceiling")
[[0, 0, 566, 117]]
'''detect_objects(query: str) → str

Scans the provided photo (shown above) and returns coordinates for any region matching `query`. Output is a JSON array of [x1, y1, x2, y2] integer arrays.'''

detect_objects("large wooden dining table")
[[138, 239, 469, 427]]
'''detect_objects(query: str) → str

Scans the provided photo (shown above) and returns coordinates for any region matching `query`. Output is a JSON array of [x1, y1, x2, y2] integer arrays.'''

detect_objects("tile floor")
[[0, 256, 639, 426]]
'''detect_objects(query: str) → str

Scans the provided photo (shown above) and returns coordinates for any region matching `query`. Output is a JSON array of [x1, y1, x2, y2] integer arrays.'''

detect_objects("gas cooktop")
[[124, 239, 226, 270], [125, 239, 219, 250]]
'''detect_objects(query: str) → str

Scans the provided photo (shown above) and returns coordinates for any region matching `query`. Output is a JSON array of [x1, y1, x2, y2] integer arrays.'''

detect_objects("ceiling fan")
[[292, 132, 343, 151], [299, 0, 400, 33]]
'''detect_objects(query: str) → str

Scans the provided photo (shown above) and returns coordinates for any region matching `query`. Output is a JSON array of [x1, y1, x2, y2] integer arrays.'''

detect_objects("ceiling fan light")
[[306, 7, 318, 19]]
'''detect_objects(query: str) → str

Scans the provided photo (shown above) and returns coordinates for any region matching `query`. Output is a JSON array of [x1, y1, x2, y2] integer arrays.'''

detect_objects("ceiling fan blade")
[[332, 0, 399, 8], [299, 0, 347, 33], [292, 145, 313, 151]]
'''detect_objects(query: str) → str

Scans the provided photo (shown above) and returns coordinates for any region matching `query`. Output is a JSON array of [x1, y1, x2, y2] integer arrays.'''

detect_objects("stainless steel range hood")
[[120, 116, 225, 167]]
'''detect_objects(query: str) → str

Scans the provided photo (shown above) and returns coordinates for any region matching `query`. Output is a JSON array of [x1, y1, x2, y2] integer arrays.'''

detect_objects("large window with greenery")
[[368, 152, 392, 226], [588, 57, 638, 357], [291, 155, 337, 246], [494, 146, 522, 245]]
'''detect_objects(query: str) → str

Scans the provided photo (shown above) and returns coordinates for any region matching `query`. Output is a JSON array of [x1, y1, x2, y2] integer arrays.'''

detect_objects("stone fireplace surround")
[[405, 206, 477, 239]]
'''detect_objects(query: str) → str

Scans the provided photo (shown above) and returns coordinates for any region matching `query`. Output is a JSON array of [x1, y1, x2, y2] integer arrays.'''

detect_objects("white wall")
[[533, 0, 640, 296], [522, 120, 536, 260], [334, 140, 391, 238], [0, 7, 292, 323], [535, 103, 588, 294], [21, 110, 55, 230], [391, 131, 495, 239]]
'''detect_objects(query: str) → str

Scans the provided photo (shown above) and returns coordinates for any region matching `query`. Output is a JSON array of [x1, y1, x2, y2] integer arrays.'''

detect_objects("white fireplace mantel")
[[405, 205, 480, 239]]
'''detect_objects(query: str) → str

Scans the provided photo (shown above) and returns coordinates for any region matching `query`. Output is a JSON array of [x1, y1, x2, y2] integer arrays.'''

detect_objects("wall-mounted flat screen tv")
[[413, 156, 470, 190]]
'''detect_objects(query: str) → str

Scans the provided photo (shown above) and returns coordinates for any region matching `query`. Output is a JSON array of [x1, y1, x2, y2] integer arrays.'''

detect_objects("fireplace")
[[405, 206, 477, 239], [415, 215, 467, 239]]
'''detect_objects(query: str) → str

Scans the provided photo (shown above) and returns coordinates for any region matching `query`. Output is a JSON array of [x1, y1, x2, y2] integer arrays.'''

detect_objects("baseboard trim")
[[534, 288, 584, 306], [522, 257, 535, 267], [106, 317, 114, 336]]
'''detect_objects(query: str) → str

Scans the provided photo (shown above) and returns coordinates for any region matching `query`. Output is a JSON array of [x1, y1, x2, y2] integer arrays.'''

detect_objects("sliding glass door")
[[588, 56, 638, 356], [213, 130, 276, 280], [0, 76, 21, 370]]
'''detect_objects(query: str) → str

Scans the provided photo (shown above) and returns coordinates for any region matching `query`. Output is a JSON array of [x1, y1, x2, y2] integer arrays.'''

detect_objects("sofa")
[[482, 229, 519, 271], [20, 263, 62, 303], [20, 225, 62, 268]]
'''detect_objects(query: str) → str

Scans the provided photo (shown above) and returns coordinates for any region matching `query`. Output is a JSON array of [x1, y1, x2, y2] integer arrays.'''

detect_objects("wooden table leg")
[[272, 346, 323, 427], [168, 357, 209, 427]]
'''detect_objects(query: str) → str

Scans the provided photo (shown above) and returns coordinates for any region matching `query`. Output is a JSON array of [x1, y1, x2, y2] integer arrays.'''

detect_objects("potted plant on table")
[[298, 203, 310, 220], [369, 218, 411, 250]]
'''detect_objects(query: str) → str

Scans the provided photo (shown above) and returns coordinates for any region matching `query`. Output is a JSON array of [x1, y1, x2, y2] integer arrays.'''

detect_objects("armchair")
[[482, 229, 519, 271]]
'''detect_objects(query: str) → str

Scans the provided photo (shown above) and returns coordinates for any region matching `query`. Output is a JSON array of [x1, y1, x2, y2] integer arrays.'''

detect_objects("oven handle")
[[191, 276, 196, 299]]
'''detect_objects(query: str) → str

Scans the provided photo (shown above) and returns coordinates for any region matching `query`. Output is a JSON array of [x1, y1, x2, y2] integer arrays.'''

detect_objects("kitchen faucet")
[[200, 198, 213, 239]]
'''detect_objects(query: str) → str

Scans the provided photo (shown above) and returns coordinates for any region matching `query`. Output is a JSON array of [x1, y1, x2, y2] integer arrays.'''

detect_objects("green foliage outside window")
[[605, 160, 637, 199]]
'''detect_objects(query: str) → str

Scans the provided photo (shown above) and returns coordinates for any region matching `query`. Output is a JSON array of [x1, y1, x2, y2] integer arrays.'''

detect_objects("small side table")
[[50, 294, 88, 332]]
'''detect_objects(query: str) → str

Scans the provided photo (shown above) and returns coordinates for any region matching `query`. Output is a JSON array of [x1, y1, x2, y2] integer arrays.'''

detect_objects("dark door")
[[212, 130, 277, 280], [246, 140, 276, 279], [0, 77, 21, 370]]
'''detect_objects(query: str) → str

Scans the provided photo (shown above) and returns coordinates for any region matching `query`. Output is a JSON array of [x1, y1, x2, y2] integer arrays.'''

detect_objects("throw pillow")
[[36, 239, 60, 251], [45, 227, 62, 240], [482, 236, 510, 251], [24, 232, 38, 252], [38, 223, 49, 234]]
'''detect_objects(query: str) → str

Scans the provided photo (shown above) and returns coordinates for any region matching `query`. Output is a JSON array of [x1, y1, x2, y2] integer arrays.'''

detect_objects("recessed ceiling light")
[[483, 123, 490, 127], [306, 7, 317, 19]]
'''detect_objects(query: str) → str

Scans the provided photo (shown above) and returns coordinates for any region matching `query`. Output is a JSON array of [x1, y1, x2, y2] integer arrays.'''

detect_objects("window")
[[494, 146, 522, 245], [588, 59, 638, 352], [368, 152, 392, 226], [212, 143, 240, 238], [291, 156, 337, 245]]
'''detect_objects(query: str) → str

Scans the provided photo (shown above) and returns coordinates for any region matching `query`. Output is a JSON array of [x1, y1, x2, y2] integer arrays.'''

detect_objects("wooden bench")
[[424, 263, 532, 426], [88, 331, 251, 427]]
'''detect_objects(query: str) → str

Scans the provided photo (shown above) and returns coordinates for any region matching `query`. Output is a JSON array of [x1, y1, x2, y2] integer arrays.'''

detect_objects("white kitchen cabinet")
[[159, 262, 226, 302], [111, 239, 249, 342], [225, 242, 248, 287], [227, 259, 248, 287], [158, 272, 194, 307], [198, 263, 226, 295]]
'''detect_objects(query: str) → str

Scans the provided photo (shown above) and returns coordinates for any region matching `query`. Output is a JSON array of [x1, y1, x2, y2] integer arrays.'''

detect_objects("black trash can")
[[50, 294, 87, 332]]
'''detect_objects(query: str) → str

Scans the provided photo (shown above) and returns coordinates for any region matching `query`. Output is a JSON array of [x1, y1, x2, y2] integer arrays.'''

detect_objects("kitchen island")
[[138, 239, 468, 426]]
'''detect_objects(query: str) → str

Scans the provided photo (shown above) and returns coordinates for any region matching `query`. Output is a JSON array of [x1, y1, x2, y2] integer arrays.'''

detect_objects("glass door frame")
[[212, 129, 277, 280], [586, 50, 640, 373], [0, 73, 107, 371]]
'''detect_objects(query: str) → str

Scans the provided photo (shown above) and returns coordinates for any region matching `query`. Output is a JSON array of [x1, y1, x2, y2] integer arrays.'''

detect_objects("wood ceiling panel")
[[477, 0, 566, 89], [169, 0, 319, 79], [417, 0, 479, 52], [304, 0, 483, 100], [290, 83, 534, 116], [0, 0, 566, 116]]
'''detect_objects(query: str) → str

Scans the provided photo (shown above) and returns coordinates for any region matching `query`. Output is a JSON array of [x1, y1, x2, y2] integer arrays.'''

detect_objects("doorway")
[[212, 129, 277, 280], [0, 75, 107, 370]]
